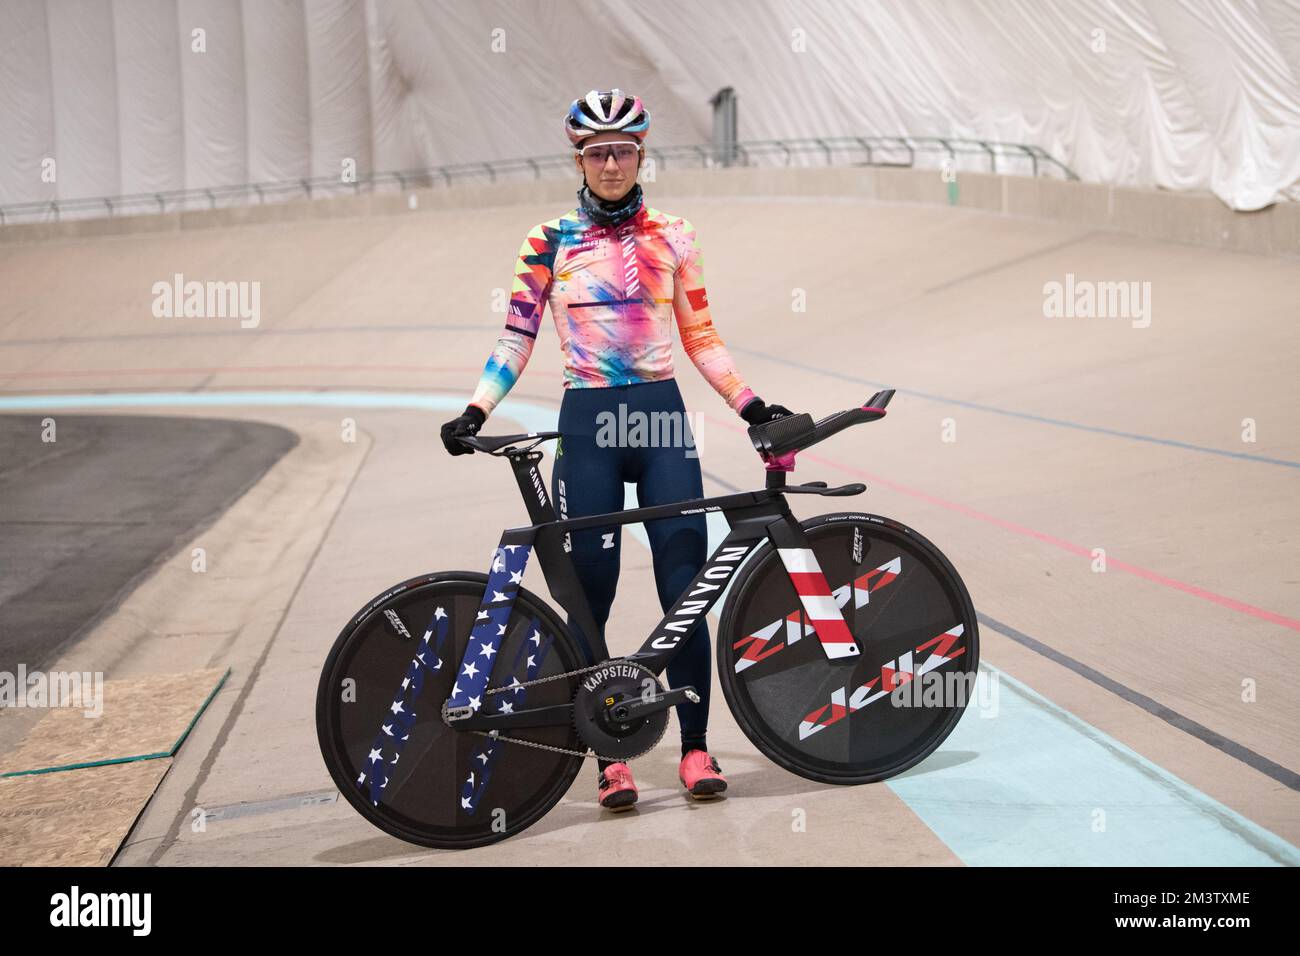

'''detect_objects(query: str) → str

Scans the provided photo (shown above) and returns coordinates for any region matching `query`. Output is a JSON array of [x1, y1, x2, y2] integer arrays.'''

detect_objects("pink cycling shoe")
[[597, 762, 639, 812], [679, 750, 728, 799]]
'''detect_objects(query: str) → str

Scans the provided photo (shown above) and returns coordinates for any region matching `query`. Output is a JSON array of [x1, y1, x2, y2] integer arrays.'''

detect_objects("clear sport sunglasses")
[[576, 142, 643, 165]]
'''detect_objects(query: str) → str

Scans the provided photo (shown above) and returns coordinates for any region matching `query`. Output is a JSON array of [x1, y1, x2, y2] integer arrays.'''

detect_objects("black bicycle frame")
[[445, 446, 865, 734]]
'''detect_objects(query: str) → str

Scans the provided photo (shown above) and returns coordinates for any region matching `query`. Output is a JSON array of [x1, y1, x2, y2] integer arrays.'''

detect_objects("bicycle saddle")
[[460, 431, 561, 454]]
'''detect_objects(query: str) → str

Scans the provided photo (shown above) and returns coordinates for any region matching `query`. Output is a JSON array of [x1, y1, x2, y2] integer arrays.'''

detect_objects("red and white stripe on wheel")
[[776, 547, 860, 659], [732, 555, 903, 674]]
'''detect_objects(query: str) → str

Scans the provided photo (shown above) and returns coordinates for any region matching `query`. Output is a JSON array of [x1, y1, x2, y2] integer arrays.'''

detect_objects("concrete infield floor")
[[0, 190, 1296, 865], [0, 414, 297, 676]]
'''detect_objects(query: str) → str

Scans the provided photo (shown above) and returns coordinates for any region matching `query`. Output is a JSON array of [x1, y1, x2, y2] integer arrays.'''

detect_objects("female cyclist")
[[440, 89, 793, 812]]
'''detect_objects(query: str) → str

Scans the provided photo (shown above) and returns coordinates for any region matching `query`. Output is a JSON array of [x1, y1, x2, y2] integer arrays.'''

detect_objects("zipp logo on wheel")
[[732, 556, 901, 673], [383, 609, 412, 639], [797, 624, 967, 740]]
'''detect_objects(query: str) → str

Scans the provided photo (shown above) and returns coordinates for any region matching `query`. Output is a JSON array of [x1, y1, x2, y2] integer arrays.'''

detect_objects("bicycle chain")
[[441, 661, 617, 760]]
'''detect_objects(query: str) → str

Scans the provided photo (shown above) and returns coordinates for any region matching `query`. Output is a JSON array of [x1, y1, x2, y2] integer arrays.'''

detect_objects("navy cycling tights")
[[550, 379, 711, 774]]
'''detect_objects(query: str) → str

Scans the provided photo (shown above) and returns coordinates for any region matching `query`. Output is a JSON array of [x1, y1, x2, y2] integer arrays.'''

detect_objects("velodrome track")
[[1, 178, 1297, 865]]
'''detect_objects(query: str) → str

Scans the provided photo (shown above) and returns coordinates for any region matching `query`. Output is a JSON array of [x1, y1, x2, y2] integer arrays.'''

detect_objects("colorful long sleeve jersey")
[[467, 204, 756, 418]]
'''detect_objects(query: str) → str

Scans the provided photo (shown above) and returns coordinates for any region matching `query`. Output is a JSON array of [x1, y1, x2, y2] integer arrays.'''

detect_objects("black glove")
[[740, 397, 794, 426], [440, 404, 487, 456]]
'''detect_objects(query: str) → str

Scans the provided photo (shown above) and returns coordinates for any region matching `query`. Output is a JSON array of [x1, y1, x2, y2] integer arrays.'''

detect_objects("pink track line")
[[704, 414, 1300, 633]]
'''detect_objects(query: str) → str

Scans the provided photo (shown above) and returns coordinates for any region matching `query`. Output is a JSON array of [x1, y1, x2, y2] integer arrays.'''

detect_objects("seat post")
[[508, 450, 558, 524]]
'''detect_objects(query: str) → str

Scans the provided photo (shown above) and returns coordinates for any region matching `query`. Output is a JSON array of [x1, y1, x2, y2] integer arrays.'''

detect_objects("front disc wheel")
[[717, 514, 979, 785]]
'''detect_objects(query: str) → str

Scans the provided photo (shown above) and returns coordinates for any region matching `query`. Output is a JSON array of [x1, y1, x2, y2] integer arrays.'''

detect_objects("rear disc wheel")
[[316, 572, 589, 849]]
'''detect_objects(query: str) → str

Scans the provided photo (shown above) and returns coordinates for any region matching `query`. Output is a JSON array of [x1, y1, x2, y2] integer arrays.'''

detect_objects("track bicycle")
[[316, 388, 979, 848]]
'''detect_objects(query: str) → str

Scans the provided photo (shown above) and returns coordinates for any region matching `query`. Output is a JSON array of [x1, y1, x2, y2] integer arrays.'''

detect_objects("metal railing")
[[0, 135, 1077, 226]]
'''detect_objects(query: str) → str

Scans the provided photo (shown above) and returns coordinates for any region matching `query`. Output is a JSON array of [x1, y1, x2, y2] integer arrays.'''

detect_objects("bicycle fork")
[[764, 515, 863, 662]]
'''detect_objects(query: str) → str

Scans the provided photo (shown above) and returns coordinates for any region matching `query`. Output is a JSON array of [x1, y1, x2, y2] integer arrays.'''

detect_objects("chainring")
[[573, 661, 668, 761]]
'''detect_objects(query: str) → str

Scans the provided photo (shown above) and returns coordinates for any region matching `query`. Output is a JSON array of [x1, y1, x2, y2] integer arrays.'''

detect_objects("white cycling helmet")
[[564, 89, 651, 146]]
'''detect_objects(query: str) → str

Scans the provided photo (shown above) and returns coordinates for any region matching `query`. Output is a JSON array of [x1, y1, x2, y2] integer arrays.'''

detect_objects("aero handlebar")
[[748, 388, 895, 459], [455, 389, 895, 462]]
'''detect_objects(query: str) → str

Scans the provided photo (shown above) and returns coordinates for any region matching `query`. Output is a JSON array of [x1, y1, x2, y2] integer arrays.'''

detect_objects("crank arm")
[[446, 701, 572, 731], [608, 686, 700, 722]]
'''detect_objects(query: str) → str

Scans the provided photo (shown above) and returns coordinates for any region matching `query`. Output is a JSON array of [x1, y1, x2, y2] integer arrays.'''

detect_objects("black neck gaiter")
[[578, 181, 644, 228]]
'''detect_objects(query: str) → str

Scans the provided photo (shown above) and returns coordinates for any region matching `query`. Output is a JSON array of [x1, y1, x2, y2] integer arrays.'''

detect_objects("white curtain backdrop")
[[2, 0, 1297, 211]]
